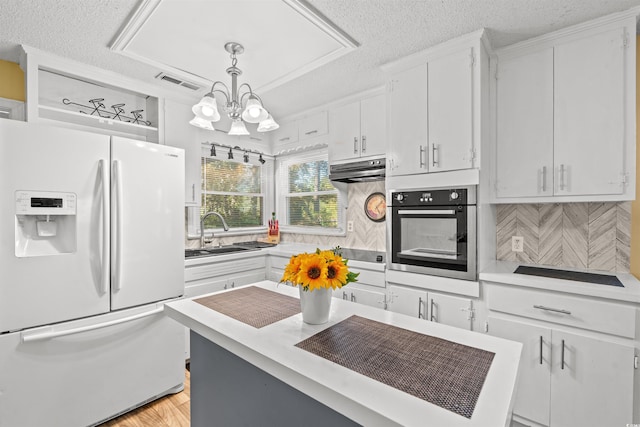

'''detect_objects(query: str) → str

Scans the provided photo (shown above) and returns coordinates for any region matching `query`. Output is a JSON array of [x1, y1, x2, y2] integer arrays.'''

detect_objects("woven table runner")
[[195, 286, 300, 328], [295, 315, 495, 419]]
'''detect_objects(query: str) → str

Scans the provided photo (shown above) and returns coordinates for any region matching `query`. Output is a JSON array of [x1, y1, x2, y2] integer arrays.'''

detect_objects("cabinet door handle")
[[561, 339, 566, 370], [559, 164, 566, 191], [431, 144, 439, 167], [305, 129, 318, 136], [418, 297, 424, 319], [231, 282, 235, 288], [419, 146, 426, 168], [192, 183, 195, 202], [533, 305, 571, 315], [362, 135, 367, 153], [430, 298, 436, 322], [350, 293, 356, 302], [353, 137, 359, 154], [342, 291, 348, 300], [224, 284, 227, 290], [279, 137, 290, 142], [541, 166, 547, 192], [539, 336, 543, 365]]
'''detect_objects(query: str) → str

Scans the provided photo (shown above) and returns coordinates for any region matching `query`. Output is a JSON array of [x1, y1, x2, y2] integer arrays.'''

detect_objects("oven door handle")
[[397, 209, 457, 216]]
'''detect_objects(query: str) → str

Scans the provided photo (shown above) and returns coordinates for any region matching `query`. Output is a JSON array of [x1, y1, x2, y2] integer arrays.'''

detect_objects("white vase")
[[298, 286, 332, 325]]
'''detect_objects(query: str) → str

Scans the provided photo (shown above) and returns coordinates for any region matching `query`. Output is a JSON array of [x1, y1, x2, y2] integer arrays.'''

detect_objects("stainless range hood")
[[329, 157, 385, 183]]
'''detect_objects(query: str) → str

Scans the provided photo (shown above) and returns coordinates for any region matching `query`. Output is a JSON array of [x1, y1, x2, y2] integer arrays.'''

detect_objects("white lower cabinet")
[[386, 284, 474, 330], [488, 317, 551, 425], [267, 254, 290, 282], [485, 283, 637, 427], [337, 286, 386, 310]]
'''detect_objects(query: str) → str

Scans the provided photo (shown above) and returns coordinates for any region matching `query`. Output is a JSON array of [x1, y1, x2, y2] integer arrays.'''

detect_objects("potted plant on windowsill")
[[280, 247, 358, 324]]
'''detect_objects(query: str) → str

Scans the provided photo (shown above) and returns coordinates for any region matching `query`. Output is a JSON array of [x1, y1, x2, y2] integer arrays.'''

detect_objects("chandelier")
[[189, 42, 279, 135]]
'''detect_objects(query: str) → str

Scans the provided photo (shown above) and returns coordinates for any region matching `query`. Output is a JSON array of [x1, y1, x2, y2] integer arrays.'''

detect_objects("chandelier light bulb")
[[257, 114, 279, 132], [248, 106, 261, 118], [241, 96, 268, 123], [189, 116, 214, 130], [228, 119, 250, 136]]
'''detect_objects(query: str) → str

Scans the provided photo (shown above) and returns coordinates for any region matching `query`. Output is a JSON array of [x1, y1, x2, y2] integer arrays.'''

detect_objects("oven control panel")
[[391, 188, 468, 205]]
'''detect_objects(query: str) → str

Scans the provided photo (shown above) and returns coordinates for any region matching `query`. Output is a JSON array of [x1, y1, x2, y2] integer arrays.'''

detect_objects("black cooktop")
[[514, 266, 624, 287]]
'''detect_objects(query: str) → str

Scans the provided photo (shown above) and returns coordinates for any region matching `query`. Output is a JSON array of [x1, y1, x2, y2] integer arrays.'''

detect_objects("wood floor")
[[99, 368, 190, 427]]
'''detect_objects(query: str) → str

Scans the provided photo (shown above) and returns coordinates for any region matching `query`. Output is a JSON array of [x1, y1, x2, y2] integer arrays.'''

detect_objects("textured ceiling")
[[1, 0, 640, 119]]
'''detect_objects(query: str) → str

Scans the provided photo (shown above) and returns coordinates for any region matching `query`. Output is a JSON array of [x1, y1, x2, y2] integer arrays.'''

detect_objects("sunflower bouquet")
[[280, 247, 359, 292]]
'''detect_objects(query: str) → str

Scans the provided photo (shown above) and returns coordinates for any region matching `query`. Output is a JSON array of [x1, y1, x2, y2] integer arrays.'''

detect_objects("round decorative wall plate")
[[364, 192, 386, 222]]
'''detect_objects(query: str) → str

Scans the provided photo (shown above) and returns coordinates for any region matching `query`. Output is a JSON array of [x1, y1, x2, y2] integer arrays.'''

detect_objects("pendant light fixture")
[[190, 42, 279, 135]]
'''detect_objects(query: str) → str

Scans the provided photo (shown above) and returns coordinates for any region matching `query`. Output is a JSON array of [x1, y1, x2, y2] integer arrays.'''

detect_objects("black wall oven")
[[388, 186, 476, 280]]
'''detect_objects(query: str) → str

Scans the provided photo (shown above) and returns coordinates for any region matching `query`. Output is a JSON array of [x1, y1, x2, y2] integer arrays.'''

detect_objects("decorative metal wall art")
[[62, 98, 152, 126]]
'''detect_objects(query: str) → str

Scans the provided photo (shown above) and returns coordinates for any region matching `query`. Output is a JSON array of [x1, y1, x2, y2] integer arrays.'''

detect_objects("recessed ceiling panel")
[[112, 0, 358, 93]]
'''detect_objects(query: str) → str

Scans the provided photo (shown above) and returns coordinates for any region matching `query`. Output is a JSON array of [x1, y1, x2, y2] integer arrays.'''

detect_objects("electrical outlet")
[[512, 236, 524, 252], [347, 221, 354, 232]]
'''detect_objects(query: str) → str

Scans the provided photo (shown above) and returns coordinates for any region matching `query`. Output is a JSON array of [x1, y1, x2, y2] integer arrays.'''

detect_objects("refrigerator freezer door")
[[0, 303, 184, 427], [0, 121, 111, 333], [110, 136, 184, 310]]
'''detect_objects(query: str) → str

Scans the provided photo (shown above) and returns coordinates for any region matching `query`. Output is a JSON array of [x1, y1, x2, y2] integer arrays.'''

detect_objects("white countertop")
[[480, 261, 640, 304], [185, 242, 386, 271], [165, 281, 521, 427]]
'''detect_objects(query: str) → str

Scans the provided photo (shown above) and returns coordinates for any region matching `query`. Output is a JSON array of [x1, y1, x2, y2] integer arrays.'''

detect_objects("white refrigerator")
[[0, 120, 185, 427]]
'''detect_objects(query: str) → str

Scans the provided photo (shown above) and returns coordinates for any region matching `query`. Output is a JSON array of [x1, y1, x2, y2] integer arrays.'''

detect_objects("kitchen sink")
[[185, 245, 259, 259]]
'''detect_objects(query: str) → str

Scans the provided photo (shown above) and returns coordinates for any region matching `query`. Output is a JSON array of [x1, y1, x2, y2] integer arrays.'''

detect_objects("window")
[[277, 150, 345, 234], [194, 146, 273, 234]]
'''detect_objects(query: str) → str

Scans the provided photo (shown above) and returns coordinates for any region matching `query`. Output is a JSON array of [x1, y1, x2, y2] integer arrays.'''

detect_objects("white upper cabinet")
[[329, 93, 386, 163], [554, 27, 626, 197], [163, 98, 202, 206], [427, 47, 474, 173], [298, 111, 328, 140], [272, 120, 298, 146], [383, 30, 486, 177], [493, 12, 636, 202], [387, 64, 428, 176], [495, 48, 554, 198]]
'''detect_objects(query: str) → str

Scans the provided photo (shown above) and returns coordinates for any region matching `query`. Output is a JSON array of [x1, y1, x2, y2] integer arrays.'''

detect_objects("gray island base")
[[191, 330, 360, 427]]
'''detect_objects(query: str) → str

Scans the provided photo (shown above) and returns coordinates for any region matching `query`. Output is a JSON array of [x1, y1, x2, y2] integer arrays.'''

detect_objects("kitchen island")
[[165, 281, 521, 427]]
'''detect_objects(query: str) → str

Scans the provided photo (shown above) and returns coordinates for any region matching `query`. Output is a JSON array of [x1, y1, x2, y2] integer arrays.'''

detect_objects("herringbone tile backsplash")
[[496, 202, 631, 273]]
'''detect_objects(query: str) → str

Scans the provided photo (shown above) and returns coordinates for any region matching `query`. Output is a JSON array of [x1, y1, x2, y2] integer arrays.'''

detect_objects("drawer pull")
[[533, 305, 571, 315], [305, 129, 318, 136], [539, 336, 543, 365]]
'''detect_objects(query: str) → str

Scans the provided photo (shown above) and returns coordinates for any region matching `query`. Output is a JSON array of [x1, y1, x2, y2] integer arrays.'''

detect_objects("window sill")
[[186, 227, 268, 240], [280, 226, 346, 237]]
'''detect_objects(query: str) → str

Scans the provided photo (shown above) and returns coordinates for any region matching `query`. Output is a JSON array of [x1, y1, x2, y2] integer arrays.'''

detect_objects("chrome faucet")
[[200, 211, 229, 248]]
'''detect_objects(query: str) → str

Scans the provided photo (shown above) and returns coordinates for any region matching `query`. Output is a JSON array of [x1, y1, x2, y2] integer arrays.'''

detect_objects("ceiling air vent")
[[155, 72, 202, 91]]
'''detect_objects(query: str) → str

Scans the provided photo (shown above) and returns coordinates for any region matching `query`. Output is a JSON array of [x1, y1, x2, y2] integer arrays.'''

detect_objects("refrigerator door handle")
[[100, 159, 109, 295], [21, 306, 164, 343], [112, 160, 123, 291]]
